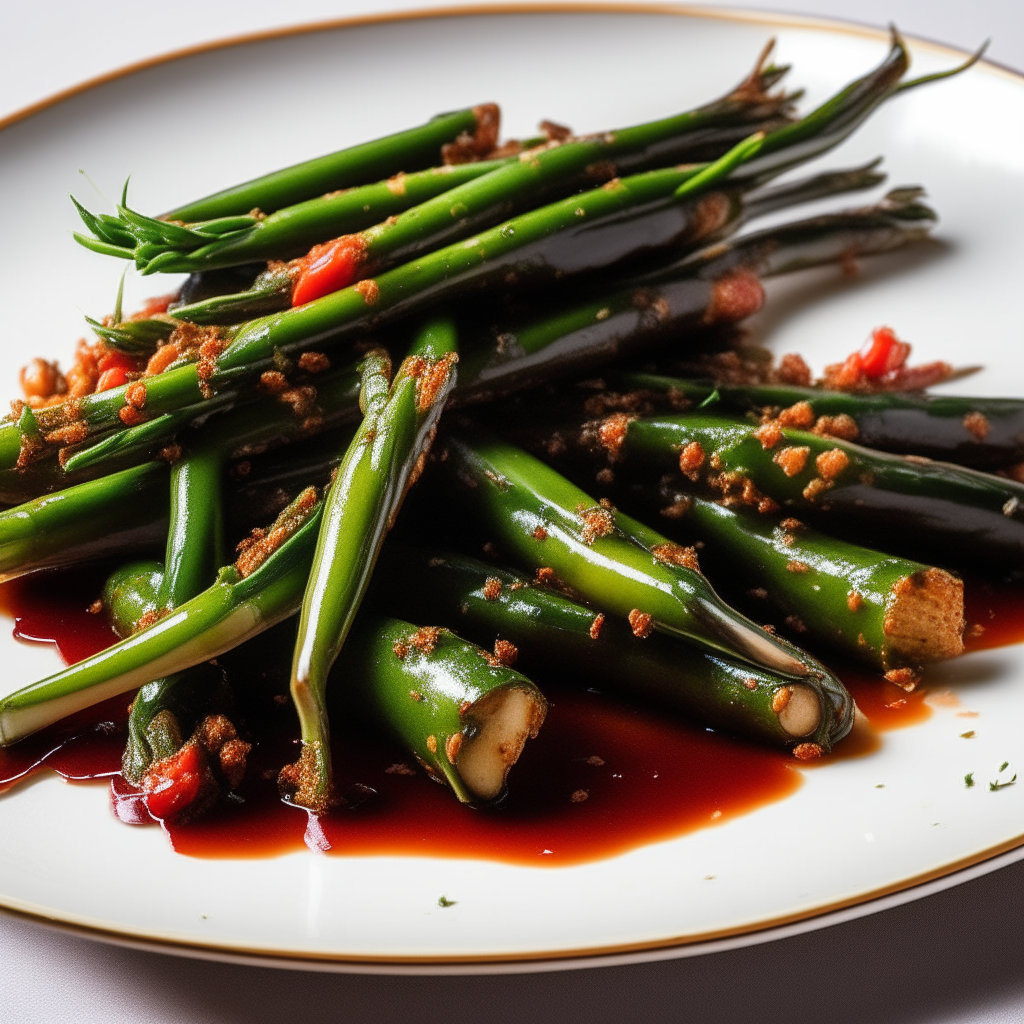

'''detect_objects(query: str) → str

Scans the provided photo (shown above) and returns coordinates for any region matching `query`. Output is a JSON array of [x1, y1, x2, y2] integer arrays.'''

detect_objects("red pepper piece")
[[96, 366, 129, 392], [860, 326, 911, 379], [142, 743, 207, 820], [97, 349, 137, 374], [291, 235, 367, 306]]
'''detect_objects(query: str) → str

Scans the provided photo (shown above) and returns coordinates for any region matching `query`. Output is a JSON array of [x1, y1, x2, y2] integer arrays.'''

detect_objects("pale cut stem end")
[[884, 568, 965, 664], [775, 683, 822, 738], [457, 686, 547, 802]]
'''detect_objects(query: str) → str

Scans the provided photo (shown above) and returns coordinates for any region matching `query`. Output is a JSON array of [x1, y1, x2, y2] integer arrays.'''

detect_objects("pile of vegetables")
[[0, 33, 1003, 826]]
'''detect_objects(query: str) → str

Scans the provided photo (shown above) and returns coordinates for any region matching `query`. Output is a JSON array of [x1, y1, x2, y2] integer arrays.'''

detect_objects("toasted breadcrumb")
[[773, 445, 810, 477], [628, 609, 654, 638]]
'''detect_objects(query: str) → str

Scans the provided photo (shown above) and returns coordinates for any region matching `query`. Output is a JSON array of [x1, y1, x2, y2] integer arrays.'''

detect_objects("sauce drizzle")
[[0, 567, 1017, 865]]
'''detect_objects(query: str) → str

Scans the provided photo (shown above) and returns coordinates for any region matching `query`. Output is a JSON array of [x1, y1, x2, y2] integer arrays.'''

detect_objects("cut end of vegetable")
[[457, 685, 547, 802], [884, 568, 965, 664], [775, 683, 822, 738]]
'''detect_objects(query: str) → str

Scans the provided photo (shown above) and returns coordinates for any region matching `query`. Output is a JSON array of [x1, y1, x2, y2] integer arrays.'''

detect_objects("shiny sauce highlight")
[[0, 569, 1019, 865]]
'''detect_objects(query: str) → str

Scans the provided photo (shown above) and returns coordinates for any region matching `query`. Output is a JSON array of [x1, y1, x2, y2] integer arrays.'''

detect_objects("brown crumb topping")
[[628, 609, 654, 638], [426, 735, 438, 754], [813, 414, 859, 441], [754, 421, 783, 450], [678, 441, 706, 477], [786, 560, 810, 574], [577, 503, 615, 545], [651, 543, 701, 573], [773, 445, 810, 477], [596, 412, 635, 461], [963, 411, 990, 441], [847, 590, 864, 612], [777, 401, 815, 429], [792, 743, 823, 761], [445, 732, 463, 764], [234, 486, 318, 578], [589, 613, 605, 640], [570, 789, 589, 803], [772, 687, 792, 714], [482, 577, 503, 601], [409, 626, 443, 655], [492, 639, 518, 666], [353, 279, 380, 304], [532, 525, 548, 541], [815, 447, 850, 481], [298, 351, 331, 374], [884, 667, 921, 691], [802, 478, 833, 501]]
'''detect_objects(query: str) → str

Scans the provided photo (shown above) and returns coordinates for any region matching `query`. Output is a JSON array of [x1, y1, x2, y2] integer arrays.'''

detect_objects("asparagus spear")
[[286, 317, 458, 812], [0, 488, 324, 746], [374, 547, 851, 755], [440, 431, 844, 684], [3, 45, 935, 480], [164, 107, 493, 222], [600, 412, 1024, 564], [78, 44, 796, 273], [84, 159, 514, 275], [614, 371, 1024, 470]]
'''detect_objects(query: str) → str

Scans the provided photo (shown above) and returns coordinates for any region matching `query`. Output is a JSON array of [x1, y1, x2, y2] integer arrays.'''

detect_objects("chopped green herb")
[[990, 774, 1017, 792], [875, 784, 885, 789], [960, 731, 975, 739], [437, 895, 457, 908], [1000, 761, 1010, 772], [964, 773, 975, 788]]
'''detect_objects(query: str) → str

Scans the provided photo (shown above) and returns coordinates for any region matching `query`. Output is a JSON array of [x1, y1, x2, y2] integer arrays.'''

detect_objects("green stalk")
[[103, 160, 513, 275], [0, 462, 168, 582], [646, 490, 964, 674], [608, 413, 1024, 564], [287, 318, 458, 812], [342, 616, 547, 803], [162, 107, 487, 221], [3, 49, 928, 479], [0, 490, 323, 746], [81, 47, 796, 272], [616, 371, 1024, 470], [159, 443, 225, 609], [374, 547, 851, 754], [440, 431, 839, 683]]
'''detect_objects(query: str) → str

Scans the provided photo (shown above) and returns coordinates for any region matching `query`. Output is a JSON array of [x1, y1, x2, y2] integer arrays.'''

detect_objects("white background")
[[2, 2, 1024, 1022]]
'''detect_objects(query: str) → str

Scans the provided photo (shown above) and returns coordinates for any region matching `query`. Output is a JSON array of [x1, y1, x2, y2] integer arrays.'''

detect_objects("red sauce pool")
[[0, 569, 1018, 865]]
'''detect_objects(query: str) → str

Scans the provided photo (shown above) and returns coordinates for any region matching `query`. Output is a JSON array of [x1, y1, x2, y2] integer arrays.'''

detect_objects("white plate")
[[1, 4, 1023, 972]]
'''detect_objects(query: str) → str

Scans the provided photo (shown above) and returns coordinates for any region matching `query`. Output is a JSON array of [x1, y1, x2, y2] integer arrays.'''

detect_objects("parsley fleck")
[[990, 774, 1017, 792], [437, 895, 456, 908], [964, 773, 975, 788], [960, 731, 975, 739], [1000, 761, 1010, 772]]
